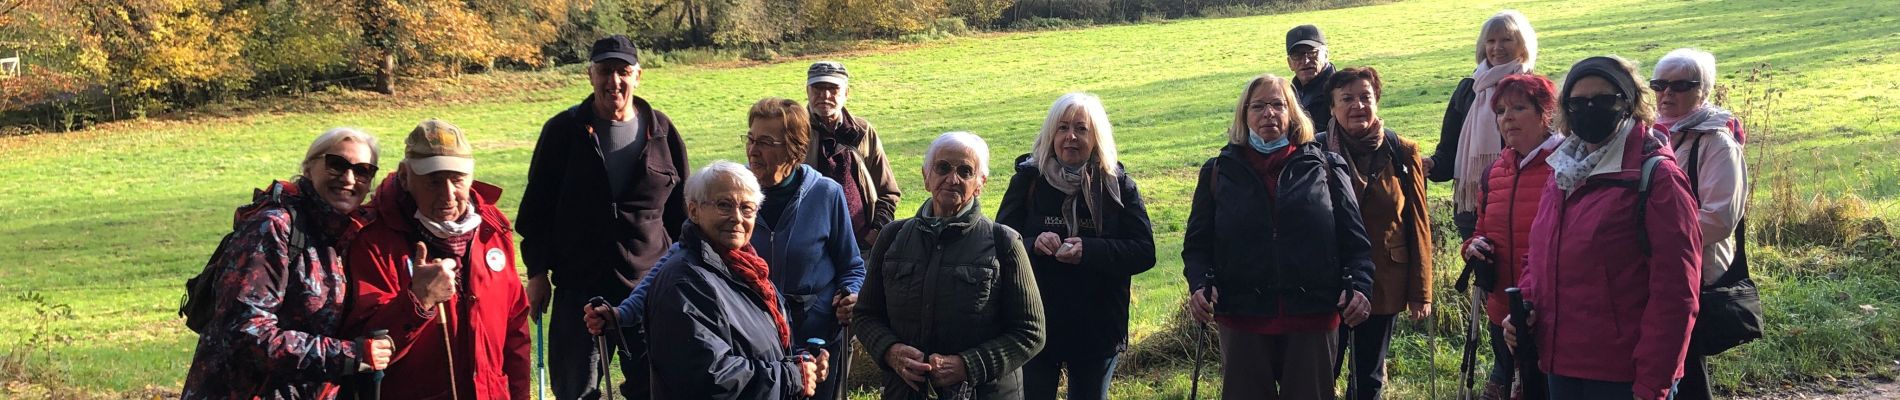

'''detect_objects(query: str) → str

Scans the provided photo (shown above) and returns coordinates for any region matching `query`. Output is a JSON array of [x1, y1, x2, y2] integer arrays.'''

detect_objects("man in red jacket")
[[343, 119, 534, 399]]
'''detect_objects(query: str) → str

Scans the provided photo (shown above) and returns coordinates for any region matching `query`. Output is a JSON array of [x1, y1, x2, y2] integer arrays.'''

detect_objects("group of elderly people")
[[183, 8, 1752, 400]]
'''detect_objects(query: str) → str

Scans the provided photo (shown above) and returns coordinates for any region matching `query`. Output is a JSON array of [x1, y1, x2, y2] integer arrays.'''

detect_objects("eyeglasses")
[[1564, 94, 1627, 114], [1648, 79, 1701, 93], [1287, 50, 1321, 62], [322, 154, 379, 179], [932, 161, 978, 181], [699, 199, 759, 218], [740, 134, 787, 148]]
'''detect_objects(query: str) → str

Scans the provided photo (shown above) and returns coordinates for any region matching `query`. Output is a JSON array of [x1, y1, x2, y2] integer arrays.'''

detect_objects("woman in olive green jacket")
[[855, 132, 1046, 399]]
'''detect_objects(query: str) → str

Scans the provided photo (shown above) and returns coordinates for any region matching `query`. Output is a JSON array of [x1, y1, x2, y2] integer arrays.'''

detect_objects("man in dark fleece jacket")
[[517, 35, 688, 400], [1287, 24, 1338, 130]]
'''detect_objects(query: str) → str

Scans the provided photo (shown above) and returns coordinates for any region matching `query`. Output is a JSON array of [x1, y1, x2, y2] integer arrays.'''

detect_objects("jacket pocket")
[[882, 260, 924, 319], [951, 261, 1000, 314]]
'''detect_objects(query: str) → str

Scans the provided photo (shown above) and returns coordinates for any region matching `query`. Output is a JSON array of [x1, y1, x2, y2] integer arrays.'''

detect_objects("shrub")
[[1008, 16, 1090, 31]]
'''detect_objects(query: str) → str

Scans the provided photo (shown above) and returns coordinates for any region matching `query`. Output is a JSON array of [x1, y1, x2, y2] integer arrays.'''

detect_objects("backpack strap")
[[983, 218, 1005, 262], [1634, 155, 1670, 256], [1683, 132, 1706, 202], [1681, 130, 1754, 287]]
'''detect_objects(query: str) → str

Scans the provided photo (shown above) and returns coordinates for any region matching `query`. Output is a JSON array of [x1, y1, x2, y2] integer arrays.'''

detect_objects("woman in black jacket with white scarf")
[[997, 92, 1157, 400]]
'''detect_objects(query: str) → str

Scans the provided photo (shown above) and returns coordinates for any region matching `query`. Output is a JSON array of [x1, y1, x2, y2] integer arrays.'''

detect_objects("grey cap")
[[1286, 25, 1327, 53], [807, 61, 848, 86]]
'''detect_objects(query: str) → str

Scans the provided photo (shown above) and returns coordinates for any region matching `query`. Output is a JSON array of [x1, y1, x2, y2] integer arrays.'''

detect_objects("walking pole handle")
[[367, 329, 390, 400]]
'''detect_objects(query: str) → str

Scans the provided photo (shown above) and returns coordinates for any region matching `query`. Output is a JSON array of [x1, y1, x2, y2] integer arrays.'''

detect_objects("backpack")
[[1673, 131, 1765, 355], [179, 183, 308, 334]]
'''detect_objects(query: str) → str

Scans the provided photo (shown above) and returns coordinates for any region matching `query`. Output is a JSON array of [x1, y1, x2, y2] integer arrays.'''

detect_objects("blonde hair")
[[1032, 92, 1120, 178], [1227, 74, 1315, 146], [1477, 10, 1538, 69], [300, 127, 380, 178]]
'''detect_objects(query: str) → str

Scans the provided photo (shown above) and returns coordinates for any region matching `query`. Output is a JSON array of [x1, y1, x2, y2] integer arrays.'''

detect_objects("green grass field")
[[4, 0, 1899, 397]]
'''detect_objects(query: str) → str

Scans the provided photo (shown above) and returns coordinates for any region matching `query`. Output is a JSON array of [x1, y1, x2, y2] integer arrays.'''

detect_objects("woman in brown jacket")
[[1316, 66, 1435, 400]]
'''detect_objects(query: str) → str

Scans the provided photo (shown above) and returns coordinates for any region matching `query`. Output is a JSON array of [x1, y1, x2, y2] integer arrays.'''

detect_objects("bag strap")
[[1634, 155, 1670, 256], [1676, 132, 1755, 286], [1684, 132, 1706, 202]]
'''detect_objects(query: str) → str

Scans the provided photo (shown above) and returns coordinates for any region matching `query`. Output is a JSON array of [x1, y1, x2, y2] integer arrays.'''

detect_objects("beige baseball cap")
[[404, 119, 474, 175]]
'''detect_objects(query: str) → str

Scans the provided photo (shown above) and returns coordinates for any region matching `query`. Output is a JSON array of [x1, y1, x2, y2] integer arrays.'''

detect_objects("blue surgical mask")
[[1247, 129, 1290, 154]]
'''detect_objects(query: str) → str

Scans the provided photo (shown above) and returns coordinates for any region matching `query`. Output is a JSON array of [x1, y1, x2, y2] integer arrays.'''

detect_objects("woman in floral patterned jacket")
[[182, 128, 394, 399]]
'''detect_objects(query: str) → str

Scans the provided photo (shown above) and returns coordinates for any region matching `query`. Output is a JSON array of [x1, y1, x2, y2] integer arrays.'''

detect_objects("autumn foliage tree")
[[2, 0, 1035, 128]]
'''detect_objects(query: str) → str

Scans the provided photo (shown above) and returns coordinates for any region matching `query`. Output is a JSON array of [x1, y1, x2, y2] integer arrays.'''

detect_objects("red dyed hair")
[[1491, 73, 1558, 121]]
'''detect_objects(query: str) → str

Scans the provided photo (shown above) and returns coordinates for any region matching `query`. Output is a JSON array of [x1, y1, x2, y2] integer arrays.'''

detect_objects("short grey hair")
[[685, 160, 764, 205], [1654, 48, 1718, 96], [924, 131, 991, 177], [1477, 9, 1538, 69], [301, 127, 380, 177]]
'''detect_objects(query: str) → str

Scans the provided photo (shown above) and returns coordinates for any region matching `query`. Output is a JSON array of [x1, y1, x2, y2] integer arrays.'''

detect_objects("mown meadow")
[[2, 0, 1897, 397]]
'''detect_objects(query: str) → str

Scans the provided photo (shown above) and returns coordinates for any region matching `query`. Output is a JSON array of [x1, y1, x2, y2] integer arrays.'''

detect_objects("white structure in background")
[[0, 54, 19, 78]]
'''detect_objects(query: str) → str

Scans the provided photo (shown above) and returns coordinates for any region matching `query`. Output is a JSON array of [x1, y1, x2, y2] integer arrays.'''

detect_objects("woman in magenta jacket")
[[1505, 56, 1702, 400]]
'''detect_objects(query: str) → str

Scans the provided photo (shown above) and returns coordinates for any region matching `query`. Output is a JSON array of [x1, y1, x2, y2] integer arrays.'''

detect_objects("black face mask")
[[1564, 94, 1628, 144]]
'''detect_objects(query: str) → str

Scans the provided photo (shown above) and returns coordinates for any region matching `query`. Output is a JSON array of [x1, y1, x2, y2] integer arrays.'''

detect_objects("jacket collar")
[[1297, 64, 1336, 92], [1512, 133, 1566, 169], [812, 108, 864, 137], [575, 94, 661, 139], [912, 199, 982, 238], [1011, 153, 1128, 208]]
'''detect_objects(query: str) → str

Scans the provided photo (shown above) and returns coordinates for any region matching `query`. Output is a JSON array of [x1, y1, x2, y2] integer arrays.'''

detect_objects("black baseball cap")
[[590, 35, 640, 66], [1286, 25, 1327, 54]]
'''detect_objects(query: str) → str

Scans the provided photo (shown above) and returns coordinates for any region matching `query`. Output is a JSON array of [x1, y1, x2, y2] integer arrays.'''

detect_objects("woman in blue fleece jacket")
[[592, 98, 865, 399]]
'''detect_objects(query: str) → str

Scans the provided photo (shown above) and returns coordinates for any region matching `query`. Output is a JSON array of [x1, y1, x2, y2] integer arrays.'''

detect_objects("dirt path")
[[1734, 378, 1900, 400]]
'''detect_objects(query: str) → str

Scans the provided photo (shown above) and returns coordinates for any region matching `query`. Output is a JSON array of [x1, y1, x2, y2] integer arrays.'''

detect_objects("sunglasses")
[[1648, 79, 1701, 92], [932, 161, 978, 180], [322, 154, 379, 178], [1563, 94, 1627, 114]]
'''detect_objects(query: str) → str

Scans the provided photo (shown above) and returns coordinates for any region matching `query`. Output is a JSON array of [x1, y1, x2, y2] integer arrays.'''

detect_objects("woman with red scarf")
[[589, 161, 828, 399]]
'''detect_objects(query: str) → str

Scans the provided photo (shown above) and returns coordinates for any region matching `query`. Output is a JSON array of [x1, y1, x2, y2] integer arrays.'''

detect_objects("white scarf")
[[416, 205, 483, 239], [1547, 119, 1632, 194], [1452, 61, 1530, 212]]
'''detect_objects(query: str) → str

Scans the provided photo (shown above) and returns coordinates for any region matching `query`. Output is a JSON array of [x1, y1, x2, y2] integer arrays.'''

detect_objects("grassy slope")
[[2, 0, 1897, 396]]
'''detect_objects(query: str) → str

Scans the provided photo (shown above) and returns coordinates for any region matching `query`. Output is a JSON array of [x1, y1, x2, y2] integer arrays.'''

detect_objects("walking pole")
[[534, 315, 551, 400], [360, 329, 390, 400], [833, 325, 853, 400], [1344, 324, 1356, 399], [1188, 320, 1207, 400], [1459, 289, 1484, 399], [1506, 288, 1547, 400], [585, 296, 633, 400], [440, 302, 458, 400], [406, 256, 459, 400], [1429, 314, 1439, 400]]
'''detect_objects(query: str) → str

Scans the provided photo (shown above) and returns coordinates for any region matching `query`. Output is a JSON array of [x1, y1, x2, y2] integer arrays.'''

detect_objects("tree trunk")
[[377, 52, 395, 94]]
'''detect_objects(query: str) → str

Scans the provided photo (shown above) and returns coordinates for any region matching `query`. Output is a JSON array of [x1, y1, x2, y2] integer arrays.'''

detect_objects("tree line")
[[0, 0, 1346, 131]]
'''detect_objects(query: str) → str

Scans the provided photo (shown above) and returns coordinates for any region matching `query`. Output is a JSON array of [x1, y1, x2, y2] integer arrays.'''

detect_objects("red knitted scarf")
[[722, 245, 790, 348]]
